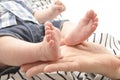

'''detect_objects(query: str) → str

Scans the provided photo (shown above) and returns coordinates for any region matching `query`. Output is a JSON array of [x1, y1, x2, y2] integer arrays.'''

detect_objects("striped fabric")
[[0, 33, 120, 80]]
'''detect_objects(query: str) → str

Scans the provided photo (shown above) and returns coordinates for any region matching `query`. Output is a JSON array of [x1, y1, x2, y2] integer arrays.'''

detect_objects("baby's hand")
[[51, 0, 66, 13]]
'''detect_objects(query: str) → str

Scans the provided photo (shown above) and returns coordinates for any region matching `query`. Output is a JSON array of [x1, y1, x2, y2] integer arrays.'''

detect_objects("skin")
[[21, 42, 120, 79]]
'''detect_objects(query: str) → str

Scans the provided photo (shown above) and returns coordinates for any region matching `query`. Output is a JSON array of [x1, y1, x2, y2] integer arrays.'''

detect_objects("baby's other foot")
[[64, 10, 98, 45]]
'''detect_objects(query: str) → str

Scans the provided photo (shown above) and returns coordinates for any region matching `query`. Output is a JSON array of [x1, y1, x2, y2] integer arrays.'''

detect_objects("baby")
[[0, 0, 98, 67]]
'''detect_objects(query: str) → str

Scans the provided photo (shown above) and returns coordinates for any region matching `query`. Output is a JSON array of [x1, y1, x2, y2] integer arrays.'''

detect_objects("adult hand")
[[21, 42, 120, 79]]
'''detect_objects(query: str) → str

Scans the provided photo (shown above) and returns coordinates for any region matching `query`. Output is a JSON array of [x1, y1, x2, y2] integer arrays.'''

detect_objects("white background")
[[60, 0, 120, 40]]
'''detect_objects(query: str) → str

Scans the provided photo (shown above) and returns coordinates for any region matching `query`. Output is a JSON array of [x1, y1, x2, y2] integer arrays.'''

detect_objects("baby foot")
[[64, 10, 98, 45], [38, 22, 61, 61]]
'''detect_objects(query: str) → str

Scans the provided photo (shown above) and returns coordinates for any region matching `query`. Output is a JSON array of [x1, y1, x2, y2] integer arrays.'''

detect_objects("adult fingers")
[[44, 61, 79, 72], [25, 63, 49, 78], [20, 61, 46, 73]]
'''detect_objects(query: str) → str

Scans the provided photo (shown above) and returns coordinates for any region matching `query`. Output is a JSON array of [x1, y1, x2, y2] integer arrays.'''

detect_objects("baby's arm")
[[33, 0, 65, 23]]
